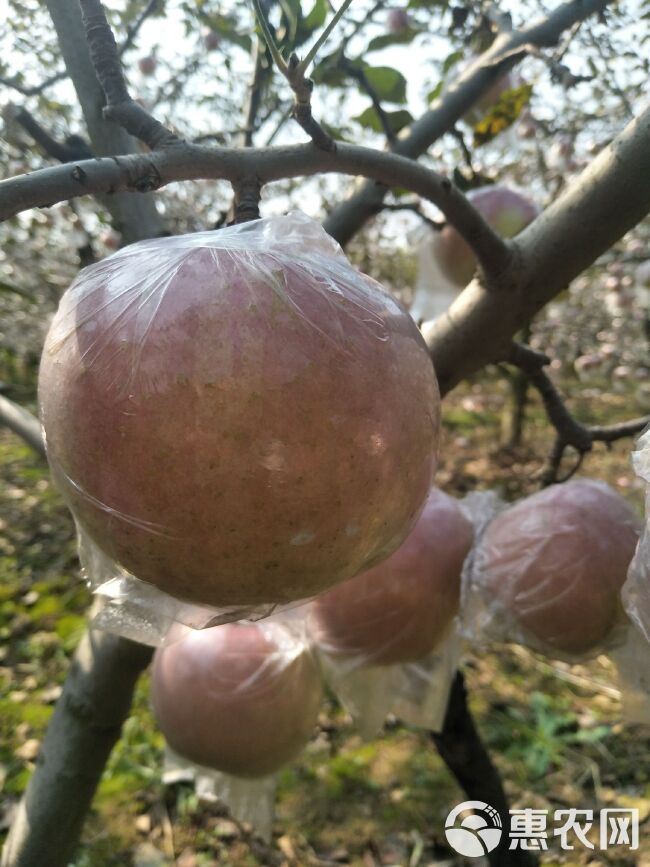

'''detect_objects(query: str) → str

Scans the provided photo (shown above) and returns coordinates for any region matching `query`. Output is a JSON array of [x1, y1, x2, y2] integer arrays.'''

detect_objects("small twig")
[[380, 201, 443, 230], [0, 70, 68, 98], [241, 39, 267, 147], [119, 0, 160, 56], [251, 0, 288, 74], [450, 126, 476, 175], [299, 0, 355, 74], [339, 0, 386, 51], [340, 56, 396, 144], [250, 0, 337, 150], [78, 0, 181, 150], [507, 342, 650, 485], [13, 108, 93, 163]]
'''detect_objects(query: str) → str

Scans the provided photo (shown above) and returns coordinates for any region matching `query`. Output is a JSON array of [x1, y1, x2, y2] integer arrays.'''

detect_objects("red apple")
[[99, 229, 121, 250], [138, 55, 157, 76], [387, 8, 410, 32], [309, 488, 474, 666], [151, 622, 322, 777], [476, 479, 641, 656], [39, 214, 440, 608], [434, 186, 538, 288], [203, 29, 221, 51]]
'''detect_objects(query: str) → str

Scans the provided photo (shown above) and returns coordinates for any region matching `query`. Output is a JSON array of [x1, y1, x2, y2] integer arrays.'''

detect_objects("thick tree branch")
[[424, 101, 650, 395], [432, 672, 537, 867], [78, 0, 180, 150], [12, 109, 93, 163], [0, 141, 510, 277], [322, 0, 612, 246], [1, 629, 153, 867], [43, 0, 164, 242], [0, 396, 45, 459]]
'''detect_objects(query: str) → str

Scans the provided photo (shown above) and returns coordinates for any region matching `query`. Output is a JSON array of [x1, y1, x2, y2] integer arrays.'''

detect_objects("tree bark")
[[43, 0, 164, 243], [432, 672, 537, 867], [1, 629, 153, 867], [0, 396, 45, 459]]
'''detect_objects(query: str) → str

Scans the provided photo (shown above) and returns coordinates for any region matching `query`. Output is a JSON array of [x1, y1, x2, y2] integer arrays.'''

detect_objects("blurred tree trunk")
[[44, 0, 164, 244]]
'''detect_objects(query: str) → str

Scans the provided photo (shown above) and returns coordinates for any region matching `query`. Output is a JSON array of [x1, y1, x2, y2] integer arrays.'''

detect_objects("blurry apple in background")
[[99, 229, 121, 251], [151, 622, 322, 777], [434, 185, 538, 288], [203, 29, 221, 51], [387, 8, 410, 32], [476, 479, 641, 656], [309, 488, 474, 666], [138, 55, 157, 76]]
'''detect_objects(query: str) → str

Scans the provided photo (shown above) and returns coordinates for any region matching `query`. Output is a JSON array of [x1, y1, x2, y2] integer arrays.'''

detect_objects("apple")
[[203, 29, 221, 51], [387, 8, 410, 32], [138, 55, 157, 76], [308, 488, 474, 666], [434, 186, 538, 288], [39, 214, 440, 608], [151, 622, 322, 777], [476, 479, 641, 656], [99, 229, 121, 250]]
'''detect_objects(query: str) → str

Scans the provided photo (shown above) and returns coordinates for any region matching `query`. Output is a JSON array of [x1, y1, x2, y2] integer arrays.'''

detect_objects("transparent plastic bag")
[[318, 626, 461, 738], [610, 625, 650, 726], [38, 211, 440, 644], [307, 487, 472, 735], [163, 748, 277, 842], [460, 481, 641, 663], [151, 618, 323, 785], [622, 428, 650, 643]]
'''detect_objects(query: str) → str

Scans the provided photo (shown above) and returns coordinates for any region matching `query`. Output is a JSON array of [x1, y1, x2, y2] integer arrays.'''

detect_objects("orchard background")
[[0, 0, 649, 863]]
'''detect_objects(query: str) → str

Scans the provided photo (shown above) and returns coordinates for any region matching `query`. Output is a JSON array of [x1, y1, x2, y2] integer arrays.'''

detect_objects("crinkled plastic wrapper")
[[460, 483, 639, 664], [152, 617, 322, 834], [611, 626, 650, 726], [622, 428, 650, 643], [317, 626, 460, 739], [162, 747, 278, 842], [38, 211, 439, 645]]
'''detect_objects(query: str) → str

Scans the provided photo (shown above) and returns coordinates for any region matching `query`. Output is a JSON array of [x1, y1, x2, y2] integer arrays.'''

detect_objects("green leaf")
[[204, 13, 252, 52], [366, 26, 421, 52], [353, 106, 414, 134], [361, 65, 407, 103], [442, 49, 463, 75], [303, 0, 328, 32], [426, 80, 444, 103], [311, 52, 347, 88], [472, 83, 533, 146]]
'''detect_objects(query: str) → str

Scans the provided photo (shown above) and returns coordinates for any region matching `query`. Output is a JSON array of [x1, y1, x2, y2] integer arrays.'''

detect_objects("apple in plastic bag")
[[38, 213, 440, 608], [309, 488, 474, 666], [151, 622, 322, 777], [477, 479, 641, 656], [435, 186, 538, 288]]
